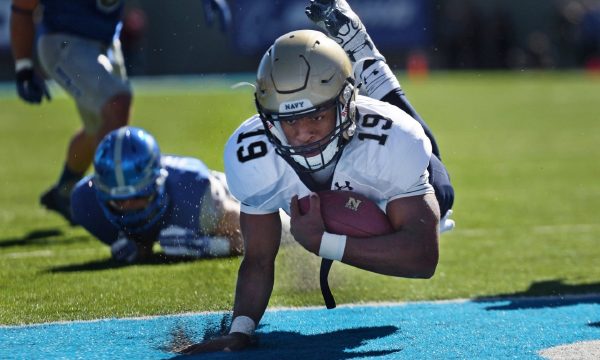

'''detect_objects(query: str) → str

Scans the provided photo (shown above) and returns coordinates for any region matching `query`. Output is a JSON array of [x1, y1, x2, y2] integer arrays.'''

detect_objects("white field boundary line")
[[0, 74, 255, 99], [3, 223, 599, 259], [0, 248, 103, 260], [2, 293, 600, 329], [443, 223, 600, 237]]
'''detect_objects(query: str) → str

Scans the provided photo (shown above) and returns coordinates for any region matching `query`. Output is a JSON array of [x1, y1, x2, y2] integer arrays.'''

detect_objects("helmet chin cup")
[[290, 135, 340, 171]]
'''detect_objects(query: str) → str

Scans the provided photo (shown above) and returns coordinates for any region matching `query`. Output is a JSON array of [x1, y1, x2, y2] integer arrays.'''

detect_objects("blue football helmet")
[[93, 126, 169, 233]]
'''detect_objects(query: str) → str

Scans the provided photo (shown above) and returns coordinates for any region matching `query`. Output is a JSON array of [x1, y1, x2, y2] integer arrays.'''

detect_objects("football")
[[298, 190, 394, 237]]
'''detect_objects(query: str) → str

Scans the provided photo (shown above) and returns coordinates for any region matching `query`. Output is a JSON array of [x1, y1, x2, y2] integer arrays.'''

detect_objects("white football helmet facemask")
[[255, 29, 357, 172]]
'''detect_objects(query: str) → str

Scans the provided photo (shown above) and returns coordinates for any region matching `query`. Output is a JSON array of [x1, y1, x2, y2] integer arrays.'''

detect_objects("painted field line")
[[445, 223, 600, 237], [1, 294, 599, 359], [3, 222, 598, 259], [0, 248, 102, 260], [2, 292, 599, 329]]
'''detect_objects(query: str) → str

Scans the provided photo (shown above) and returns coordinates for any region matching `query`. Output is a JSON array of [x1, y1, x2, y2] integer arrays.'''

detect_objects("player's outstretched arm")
[[10, 0, 37, 61], [179, 212, 282, 354], [10, 0, 50, 104]]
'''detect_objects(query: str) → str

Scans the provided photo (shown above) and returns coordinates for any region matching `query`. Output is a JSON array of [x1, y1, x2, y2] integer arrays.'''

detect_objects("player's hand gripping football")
[[289, 193, 326, 255], [178, 332, 252, 354]]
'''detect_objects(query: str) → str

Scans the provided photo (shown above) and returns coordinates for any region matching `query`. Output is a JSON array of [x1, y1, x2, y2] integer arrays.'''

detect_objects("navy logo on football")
[[345, 197, 362, 212]]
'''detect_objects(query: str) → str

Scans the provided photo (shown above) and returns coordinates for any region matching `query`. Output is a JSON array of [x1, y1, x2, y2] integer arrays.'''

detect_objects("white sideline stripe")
[[0, 74, 256, 99], [0, 248, 101, 259], [2, 223, 598, 259], [2, 293, 600, 329], [532, 224, 600, 234], [455, 223, 600, 237], [1, 250, 54, 259]]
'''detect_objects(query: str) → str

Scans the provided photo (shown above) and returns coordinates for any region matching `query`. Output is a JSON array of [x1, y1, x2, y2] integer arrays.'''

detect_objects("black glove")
[[202, 0, 232, 33], [16, 67, 51, 104]]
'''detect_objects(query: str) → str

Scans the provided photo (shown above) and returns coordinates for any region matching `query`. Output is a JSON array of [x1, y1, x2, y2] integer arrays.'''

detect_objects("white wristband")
[[229, 316, 256, 335], [319, 232, 347, 261], [15, 58, 33, 72]]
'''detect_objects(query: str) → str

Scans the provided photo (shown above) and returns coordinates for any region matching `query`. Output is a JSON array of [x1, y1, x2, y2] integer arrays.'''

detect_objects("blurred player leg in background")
[[10, 0, 132, 225], [37, 33, 131, 225], [306, 0, 454, 221]]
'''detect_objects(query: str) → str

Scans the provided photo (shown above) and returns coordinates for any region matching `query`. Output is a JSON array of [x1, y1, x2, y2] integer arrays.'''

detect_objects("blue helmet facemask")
[[93, 126, 169, 233]]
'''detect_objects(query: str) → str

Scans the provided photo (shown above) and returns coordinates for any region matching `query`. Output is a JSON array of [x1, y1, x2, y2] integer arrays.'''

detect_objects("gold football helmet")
[[255, 29, 357, 172]]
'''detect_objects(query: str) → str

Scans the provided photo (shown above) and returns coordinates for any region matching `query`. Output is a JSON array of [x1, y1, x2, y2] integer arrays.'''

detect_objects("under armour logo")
[[334, 181, 353, 190], [345, 197, 362, 211]]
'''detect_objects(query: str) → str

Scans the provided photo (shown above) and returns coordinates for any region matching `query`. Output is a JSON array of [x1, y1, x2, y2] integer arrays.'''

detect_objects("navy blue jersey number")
[[357, 114, 391, 145], [236, 130, 268, 163]]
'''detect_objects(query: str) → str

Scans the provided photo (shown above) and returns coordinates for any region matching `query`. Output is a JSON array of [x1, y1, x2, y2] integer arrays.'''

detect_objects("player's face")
[[109, 196, 152, 212], [280, 106, 336, 153]]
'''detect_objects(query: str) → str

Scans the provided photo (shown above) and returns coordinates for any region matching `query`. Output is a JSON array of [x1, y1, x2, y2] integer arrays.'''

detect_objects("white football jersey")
[[224, 95, 434, 215]]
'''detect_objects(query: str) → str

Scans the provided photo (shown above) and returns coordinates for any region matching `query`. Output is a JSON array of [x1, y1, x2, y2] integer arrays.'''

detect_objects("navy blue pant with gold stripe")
[[382, 88, 455, 217]]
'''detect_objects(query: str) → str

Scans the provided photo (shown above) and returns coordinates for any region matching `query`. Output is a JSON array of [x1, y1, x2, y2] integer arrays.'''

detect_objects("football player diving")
[[71, 126, 245, 263], [180, 0, 456, 354]]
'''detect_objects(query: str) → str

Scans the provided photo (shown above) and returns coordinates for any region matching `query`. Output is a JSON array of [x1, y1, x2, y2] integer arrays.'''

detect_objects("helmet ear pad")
[[339, 81, 358, 140]]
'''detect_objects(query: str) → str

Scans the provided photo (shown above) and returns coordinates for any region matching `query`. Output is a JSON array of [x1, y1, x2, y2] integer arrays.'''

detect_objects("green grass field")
[[1, 72, 599, 326]]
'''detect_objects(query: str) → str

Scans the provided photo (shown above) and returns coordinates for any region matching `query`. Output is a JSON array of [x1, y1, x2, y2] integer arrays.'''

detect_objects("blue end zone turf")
[[1, 296, 599, 359]]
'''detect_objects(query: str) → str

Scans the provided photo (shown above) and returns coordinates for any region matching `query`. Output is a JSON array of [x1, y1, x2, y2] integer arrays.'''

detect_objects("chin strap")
[[319, 258, 336, 309]]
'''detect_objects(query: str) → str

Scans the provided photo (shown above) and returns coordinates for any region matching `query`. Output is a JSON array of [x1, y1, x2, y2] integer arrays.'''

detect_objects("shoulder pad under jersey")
[[224, 115, 309, 214], [338, 96, 433, 197]]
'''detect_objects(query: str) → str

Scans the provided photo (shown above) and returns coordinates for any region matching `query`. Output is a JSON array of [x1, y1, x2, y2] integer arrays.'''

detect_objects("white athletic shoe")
[[440, 209, 455, 234], [305, 0, 384, 63]]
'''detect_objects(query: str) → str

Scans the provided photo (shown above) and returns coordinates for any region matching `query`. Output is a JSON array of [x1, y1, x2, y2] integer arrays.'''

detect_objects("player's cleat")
[[305, 0, 384, 63], [40, 185, 75, 225]]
